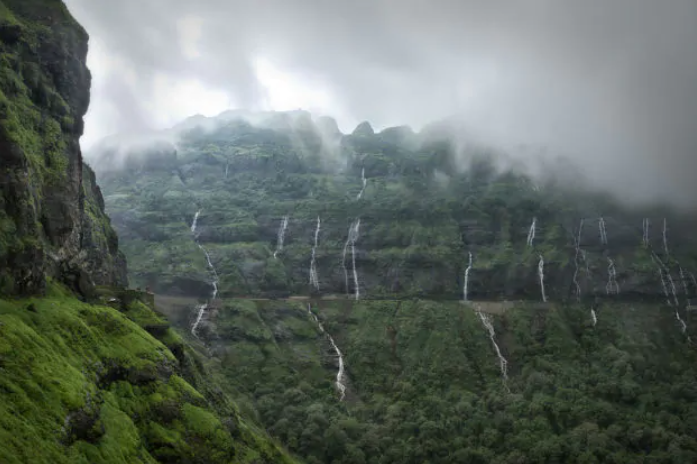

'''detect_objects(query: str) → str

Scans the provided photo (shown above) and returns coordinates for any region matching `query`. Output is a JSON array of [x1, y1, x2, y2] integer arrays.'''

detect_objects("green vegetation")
[[186, 297, 697, 464], [0, 283, 298, 464], [96, 113, 697, 302]]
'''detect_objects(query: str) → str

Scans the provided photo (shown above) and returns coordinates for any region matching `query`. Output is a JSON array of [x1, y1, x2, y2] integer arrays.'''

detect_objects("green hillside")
[[92, 110, 697, 463]]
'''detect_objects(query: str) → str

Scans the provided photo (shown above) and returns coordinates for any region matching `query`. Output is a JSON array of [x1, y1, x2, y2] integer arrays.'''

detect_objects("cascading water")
[[538, 255, 547, 303], [307, 305, 347, 400], [526, 217, 537, 246], [580, 247, 597, 325], [273, 215, 289, 259], [662, 218, 669, 256], [351, 219, 361, 300], [342, 219, 361, 299], [356, 167, 367, 200], [605, 257, 620, 295], [463, 252, 473, 302], [189, 210, 219, 338], [598, 217, 608, 245], [191, 209, 201, 234], [476, 311, 509, 391], [309, 216, 321, 291], [652, 252, 674, 306]]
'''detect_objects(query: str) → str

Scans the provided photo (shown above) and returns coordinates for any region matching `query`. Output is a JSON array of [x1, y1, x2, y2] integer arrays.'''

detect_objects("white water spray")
[[190, 209, 201, 234], [598, 217, 608, 246], [356, 168, 367, 200], [662, 218, 669, 256], [351, 219, 361, 300], [342, 219, 361, 299], [309, 216, 321, 290], [526, 217, 537, 246], [590, 308, 597, 327], [652, 253, 673, 306], [538, 255, 547, 303], [463, 252, 473, 302], [189, 210, 220, 338], [605, 257, 620, 295], [477, 311, 509, 391], [307, 305, 347, 400], [642, 218, 650, 246], [273, 215, 289, 259]]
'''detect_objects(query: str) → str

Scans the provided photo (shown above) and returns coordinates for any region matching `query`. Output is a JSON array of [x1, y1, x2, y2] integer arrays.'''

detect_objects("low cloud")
[[65, 0, 697, 209]]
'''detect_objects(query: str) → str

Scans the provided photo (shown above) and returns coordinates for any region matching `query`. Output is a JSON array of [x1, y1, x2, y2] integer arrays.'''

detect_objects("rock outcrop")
[[0, 0, 126, 296]]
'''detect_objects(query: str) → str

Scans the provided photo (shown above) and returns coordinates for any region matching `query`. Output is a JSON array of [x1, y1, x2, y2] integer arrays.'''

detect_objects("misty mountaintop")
[[88, 109, 697, 303]]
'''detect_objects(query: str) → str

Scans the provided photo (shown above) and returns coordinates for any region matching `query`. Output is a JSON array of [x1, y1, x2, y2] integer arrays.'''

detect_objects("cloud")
[[64, 0, 697, 208]]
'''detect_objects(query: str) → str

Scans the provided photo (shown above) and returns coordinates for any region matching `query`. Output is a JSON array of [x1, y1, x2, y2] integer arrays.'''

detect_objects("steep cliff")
[[0, 2, 299, 463], [0, 0, 126, 296], [92, 111, 697, 304]]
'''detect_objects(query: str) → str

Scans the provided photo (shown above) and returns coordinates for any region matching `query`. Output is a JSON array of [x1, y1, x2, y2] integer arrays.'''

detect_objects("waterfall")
[[667, 272, 680, 307], [309, 216, 321, 290], [273, 215, 290, 259], [598, 217, 608, 245], [590, 309, 597, 327], [572, 219, 584, 302], [642, 218, 650, 246], [476, 311, 509, 391], [526, 217, 537, 246], [463, 252, 473, 302], [191, 304, 208, 337], [652, 252, 673, 306], [356, 167, 367, 200], [351, 219, 361, 300], [663, 218, 669, 256], [538, 255, 547, 303], [189, 210, 220, 338], [605, 257, 620, 295], [190, 209, 201, 234], [342, 219, 361, 299], [307, 305, 347, 400]]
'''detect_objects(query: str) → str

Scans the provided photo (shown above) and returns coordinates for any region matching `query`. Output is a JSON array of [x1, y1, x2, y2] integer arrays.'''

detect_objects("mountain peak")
[[352, 121, 374, 136]]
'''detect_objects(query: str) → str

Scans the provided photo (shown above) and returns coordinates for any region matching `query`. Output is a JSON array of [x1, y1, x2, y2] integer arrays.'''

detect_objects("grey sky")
[[64, 0, 697, 208]]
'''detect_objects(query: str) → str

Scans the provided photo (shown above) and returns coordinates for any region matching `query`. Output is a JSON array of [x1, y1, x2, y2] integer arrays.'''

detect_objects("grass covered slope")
[[186, 297, 697, 464], [0, 283, 298, 464]]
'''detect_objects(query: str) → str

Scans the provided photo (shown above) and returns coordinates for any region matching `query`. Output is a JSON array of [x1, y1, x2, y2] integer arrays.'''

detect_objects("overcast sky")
[[63, 0, 697, 208]]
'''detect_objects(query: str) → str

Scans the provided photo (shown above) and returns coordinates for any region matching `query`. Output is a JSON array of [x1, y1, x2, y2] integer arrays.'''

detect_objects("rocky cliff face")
[[92, 111, 697, 304], [0, 0, 126, 296]]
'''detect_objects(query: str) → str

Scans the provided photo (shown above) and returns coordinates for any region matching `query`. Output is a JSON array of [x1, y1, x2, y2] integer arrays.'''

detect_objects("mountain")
[[0, 2, 297, 462], [91, 109, 697, 303], [89, 110, 697, 462]]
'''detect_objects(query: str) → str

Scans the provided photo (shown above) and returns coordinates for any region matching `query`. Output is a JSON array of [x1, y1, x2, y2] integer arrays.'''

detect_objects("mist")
[[64, 0, 697, 209]]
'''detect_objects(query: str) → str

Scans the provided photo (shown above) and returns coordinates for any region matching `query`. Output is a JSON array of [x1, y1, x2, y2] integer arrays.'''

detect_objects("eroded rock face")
[[0, 0, 127, 295]]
